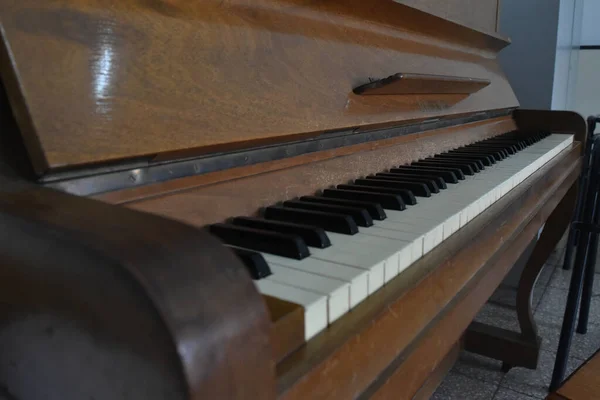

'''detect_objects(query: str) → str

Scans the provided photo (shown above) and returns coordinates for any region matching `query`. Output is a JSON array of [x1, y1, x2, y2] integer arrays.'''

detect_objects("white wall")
[[552, 0, 584, 110], [581, 0, 600, 45], [499, 0, 560, 109], [574, 51, 600, 129], [572, 0, 600, 129]]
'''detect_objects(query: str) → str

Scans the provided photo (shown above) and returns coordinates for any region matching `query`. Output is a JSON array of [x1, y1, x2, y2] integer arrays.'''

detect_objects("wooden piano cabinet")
[[0, 188, 276, 400], [0, 0, 588, 397]]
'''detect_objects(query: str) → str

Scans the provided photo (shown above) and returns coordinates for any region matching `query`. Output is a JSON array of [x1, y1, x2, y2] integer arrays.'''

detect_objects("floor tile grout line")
[[533, 263, 560, 314], [451, 368, 503, 387], [490, 381, 503, 400]]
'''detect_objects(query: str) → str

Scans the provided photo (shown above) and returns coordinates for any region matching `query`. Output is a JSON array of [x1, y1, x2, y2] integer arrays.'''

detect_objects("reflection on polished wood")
[[0, 0, 515, 174]]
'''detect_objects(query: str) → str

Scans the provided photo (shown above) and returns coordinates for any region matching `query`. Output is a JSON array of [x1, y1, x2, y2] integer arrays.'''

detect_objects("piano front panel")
[[0, 0, 517, 174], [103, 116, 517, 225]]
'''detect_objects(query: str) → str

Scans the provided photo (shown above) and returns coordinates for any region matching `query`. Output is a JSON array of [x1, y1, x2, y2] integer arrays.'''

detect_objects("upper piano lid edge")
[[42, 109, 515, 197]]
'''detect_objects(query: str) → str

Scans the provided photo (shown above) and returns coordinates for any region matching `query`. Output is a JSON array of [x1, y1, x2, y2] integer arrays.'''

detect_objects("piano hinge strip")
[[43, 109, 514, 197]]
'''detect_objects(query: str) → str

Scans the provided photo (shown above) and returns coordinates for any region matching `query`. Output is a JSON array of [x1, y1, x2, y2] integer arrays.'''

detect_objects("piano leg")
[[464, 183, 577, 370]]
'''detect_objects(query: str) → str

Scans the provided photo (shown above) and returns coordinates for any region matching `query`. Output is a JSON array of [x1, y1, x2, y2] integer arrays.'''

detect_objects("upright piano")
[[0, 1, 586, 399]]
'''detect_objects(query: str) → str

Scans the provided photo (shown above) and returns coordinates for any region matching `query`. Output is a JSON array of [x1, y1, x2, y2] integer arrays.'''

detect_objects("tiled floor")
[[431, 239, 600, 399]]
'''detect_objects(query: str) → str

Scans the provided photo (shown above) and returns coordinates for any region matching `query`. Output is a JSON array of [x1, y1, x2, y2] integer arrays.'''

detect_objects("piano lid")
[[0, 0, 517, 176]]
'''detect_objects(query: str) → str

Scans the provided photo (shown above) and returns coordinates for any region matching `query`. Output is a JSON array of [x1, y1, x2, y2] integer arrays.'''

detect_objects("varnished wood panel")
[[118, 117, 517, 225], [411, 343, 461, 400], [276, 144, 580, 399], [552, 349, 600, 400], [264, 296, 305, 364], [0, 0, 517, 174], [395, 0, 501, 33]]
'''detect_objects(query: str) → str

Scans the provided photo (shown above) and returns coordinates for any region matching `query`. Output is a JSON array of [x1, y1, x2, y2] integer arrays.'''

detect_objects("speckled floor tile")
[[452, 352, 505, 385], [500, 350, 582, 398], [548, 267, 572, 290], [534, 310, 600, 360], [548, 268, 600, 296], [493, 387, 540, 400], [489, 285, 517, 308], [474, 303, 519, 330], [431, 372, 496, 400], [537, 287, 600, 320]]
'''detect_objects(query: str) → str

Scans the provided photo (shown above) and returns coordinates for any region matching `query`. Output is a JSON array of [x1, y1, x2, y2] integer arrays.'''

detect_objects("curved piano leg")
[[517, 184, 577, 342], [465, 182, 578, 371], [0, 188, 276, 400]]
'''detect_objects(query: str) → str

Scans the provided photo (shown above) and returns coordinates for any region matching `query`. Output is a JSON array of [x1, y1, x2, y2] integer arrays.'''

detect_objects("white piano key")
[[266, 264, 350, 323], [254, 279, 327, 340], [261, 253, 369, 308], [309, 246, 386, 293], [254, 133, 574, 340], [360, 226, 420, 263], [369, 221, 424, 261]]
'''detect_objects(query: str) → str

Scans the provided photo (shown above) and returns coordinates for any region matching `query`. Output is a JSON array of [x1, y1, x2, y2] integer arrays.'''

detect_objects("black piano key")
[[425, 157, 483, 171], [231, 216, 331, 248], [355, 178, 431, 197], [335, 185, 416, 206], [412, 161, 473, 176], [436, 153, 493, 166], [450, 149, 496, 166], [449, 147, 505, 161], [264, 206, 358, 235], [467, 146, 510, 158], [469, 143, 515, 155], [375, 172, 448, 190], [283, 200, 373, 227], [485, 140, 526, 150], [481, 141, 519, 153], [367, 174, 440, 193], [456, 145, 508, 158], [440, 156, 484, 170], [323, 188, 407, 210], [299, 196, 387, 220], [210, 223, 310, 260], [227, 246, 272, 279], [390, 166, 460, 183]]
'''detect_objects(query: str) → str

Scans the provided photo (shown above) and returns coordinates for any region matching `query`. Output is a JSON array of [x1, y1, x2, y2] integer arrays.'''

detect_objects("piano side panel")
[[0, 188, 276, 400], [107, 117, 517, 226], [0, 0, 517, 174]]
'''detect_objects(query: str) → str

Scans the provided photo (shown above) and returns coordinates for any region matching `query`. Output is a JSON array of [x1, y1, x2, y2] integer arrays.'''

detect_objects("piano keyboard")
[[210, 132, 574, 340]]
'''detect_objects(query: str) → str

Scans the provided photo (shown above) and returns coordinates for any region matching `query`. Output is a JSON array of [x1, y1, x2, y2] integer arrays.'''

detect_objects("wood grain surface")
[[264, 295, 305, 364], [552, 349, 600, 400], [411, 342, 461, 400], [0, 0, 516, 175]]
